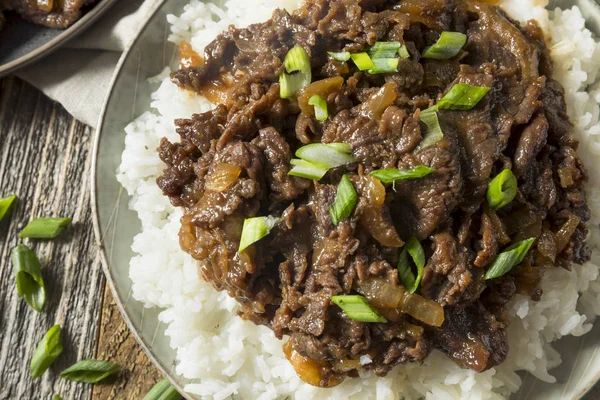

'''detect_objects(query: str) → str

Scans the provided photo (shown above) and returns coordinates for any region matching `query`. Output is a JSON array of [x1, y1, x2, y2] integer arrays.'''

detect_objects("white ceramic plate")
[[91, 0, 600, 398]]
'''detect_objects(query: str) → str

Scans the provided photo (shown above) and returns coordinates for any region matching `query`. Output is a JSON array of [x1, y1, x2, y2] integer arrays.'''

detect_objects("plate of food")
[[92, 0, 600, 398], [0, 0, 119, 76]]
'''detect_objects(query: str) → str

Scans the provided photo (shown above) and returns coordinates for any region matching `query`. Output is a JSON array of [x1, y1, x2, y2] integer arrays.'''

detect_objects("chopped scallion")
[[238, 216, 280, 252], [422, 32, 467, 60], [52, 395, 63, 400], [487, 169, 517, 210], [328, 51, 351, 62], [60, 359, 120, 383], [398, 45, 410, 59], [397, 237, 426, 293], [331, 295, 387, 323], [0, 194, 17, 222], [484, 238, 536, 280], [350, 52, 375, 71], [438, 83, 491, 110], [326, 142, 352, 154], [417, 107, 443, 150], [308, 95, 328, 121], [370, 166, 435, 184], [368, 41, 402, 59], [295, 143, 356, 169], [368, 58, 399, 74], [30, 324, 63, 379], [12, 244, 46, 312], [19, 217, 72, 239], [280, 46, 312, 98], [329, 175, 358, 225], [289, 159, 329, 180], [143, 379, 182, 400]]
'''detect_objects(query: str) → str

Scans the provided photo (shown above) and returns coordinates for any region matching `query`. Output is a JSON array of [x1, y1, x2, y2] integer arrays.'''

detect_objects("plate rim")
[[0, 0, 121, 77]]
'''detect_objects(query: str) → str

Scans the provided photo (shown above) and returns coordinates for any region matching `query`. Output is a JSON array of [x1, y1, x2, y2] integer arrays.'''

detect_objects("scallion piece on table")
[[484, 238, 536, 280], [0, 194, 17, 222], [52, 395, 63, 400], [368, 58, 399, 74], [279, 46, 312, 98], [368, 41, 402, 59], [422, 32, 467, 60], [19, 217, 72, 239], [30, 324, 63, 379], [370, 166, 435, 185], [238, 216, 280, 252], [331, 295, 387, 323], [437, 83, 491, 110], [12, 244, 46, 312], [487, 169, 517, 210], [288, 159, 329, 180], [350, 52, 375, 71], [308, 95, 328, 121], [398, 237, 426, 293], [329, 175, 358, 225], [398, 44, 410, 59], [143, 379, 182, 400], [328, 51, 351, 62], [60, 359, 120, 383], [295, 143, 356, 169], [417, 107, 443, 150]]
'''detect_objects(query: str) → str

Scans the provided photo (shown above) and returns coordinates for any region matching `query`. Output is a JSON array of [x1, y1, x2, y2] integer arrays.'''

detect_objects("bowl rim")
[[89, 1, 600, 399], [0, 0, 121, 77]]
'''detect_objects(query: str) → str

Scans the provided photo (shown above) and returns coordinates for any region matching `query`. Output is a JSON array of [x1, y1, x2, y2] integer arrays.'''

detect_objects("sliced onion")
[[205, 163, 242, 192], [298, 77, 344, 116], [360, 82, 397, 120], [283, 340, 342, 388], [556, 214, 580, 252]]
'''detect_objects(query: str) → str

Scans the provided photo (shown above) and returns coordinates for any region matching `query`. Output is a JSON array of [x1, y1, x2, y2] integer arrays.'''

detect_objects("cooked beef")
[[157, 0, 591, 387], [2, 0, 95, 28]]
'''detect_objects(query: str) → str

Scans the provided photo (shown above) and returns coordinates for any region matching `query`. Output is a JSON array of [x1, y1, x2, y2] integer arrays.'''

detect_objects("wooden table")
[[1, 75, 599, 400]]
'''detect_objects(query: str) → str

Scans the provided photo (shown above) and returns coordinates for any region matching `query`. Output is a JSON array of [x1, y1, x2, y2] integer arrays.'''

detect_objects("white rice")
[[116, 0, 600, 398]]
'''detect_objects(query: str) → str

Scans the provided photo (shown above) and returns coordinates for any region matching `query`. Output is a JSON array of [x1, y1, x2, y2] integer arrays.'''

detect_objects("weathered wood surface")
[[0, 76, 160, 400]]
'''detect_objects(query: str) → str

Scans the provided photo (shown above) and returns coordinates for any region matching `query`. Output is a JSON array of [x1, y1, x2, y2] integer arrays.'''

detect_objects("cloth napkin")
[[16, 0, 162, 127]]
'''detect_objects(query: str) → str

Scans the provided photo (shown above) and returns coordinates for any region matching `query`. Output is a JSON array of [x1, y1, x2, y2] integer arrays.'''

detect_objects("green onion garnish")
[[397, 237, 426, 293], [326, 142, 352, 153], [417, 107, 443, 150], [280, 46, 312, 99], [328, 51, 351, 62], [19, 217, 72, 239], [30, 324, 63, 379], [238, 216, 280, 252], [331, 295, 387, 323], [370, 166, 435, 184], [368, 58, 399, 74], [487, 169, 517, 210], [368, 41, 402, 59], [60, 359, 120, 383], [288, 159, 328, 180], [422, 32, 467, 60], [143, 379, 182, 400], [329, 175, 358, 225], [398, 45, 410, 59], [484, 238, 536, 280], [0, 194, 17, 222], [12, 244, 46, 312], [437, 83, 491, 110], [308, 95, 328, 121], [53, 395, 63, 400], [295, 143, 356, 169], [351, 52, 375, 71]]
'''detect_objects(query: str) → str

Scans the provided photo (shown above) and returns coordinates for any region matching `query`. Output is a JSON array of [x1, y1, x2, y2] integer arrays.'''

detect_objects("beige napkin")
[[16, 0, 162, 127]]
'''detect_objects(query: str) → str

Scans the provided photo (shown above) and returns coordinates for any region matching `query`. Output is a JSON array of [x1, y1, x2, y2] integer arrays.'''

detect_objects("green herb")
[[295, 143, 356, 169], [370, 166, 435, 185], [329, 175, 357, 225], [288, 159, 328, 180], [238, 216, 280, 252], [398, 45, 410, 59], [487, 169, 518, 210], [19, 217, 72, 239], [0, 194, 17, 222], [308, 95, 328, 121], [30, 324, 63, 379], [422, 32, 467, 60], [417, 107, 443, 150], [484, 238, 536, 280], [279, 46, 312, 98], [328, 51, 351, 62], [60, 359, 120, 383], [437, 83, 491, 110], [331, 295, 387, 323], [52, 395, 63, 400], [368, 58, 399, 74], [143, 379, 182, 400], [368, 41, 402, 59], [350, 52, 374, 71], [397, 237, 426, 293], [12, 244, 46, 312]]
